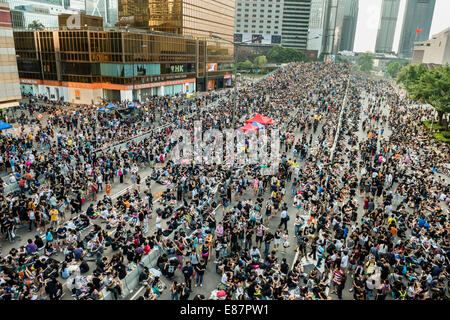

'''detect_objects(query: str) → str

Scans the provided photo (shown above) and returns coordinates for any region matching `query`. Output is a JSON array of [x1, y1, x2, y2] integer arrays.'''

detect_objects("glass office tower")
[[375, 0, 401, 54], [398, 0, 435, 58], [118, 0, 235, 43]]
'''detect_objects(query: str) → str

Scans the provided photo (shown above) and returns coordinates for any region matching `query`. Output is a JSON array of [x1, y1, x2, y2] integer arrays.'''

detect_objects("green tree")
[[359, 51, 374, 73], [253, 55, 268, 69], [386, 61, 402, 79], [237, 59, 253, 71], [409, 64, 450, 125], [28, 20, 45, 31], [266, 46, 305, 63], [396, 63, 428, 92]]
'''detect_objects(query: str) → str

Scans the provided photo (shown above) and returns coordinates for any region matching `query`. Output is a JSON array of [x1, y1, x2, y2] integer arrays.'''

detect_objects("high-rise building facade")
[[10, 6, 60, 29], [14, 21, 233, 103], [307, 0, 327, 57], [235, 0, 284, 41], [86, 0, 119, 27], [412, 27, 450, 66], [375, 0, 400, 54], [322, 0, 345, 58], [398, 0, 435, 59], [7, 0, 82, 14], [6, 0, 83, 29], [281, 0, 311, 50], [118, 0, 235, 43], [0, 1, 21, 109], [339, 0, 358, 52]]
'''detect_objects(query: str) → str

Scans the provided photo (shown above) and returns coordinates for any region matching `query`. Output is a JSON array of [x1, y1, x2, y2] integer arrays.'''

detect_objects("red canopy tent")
[[262, 116, 274, 125], [239, 123, 259, 132], [245, 113, 274, 125]]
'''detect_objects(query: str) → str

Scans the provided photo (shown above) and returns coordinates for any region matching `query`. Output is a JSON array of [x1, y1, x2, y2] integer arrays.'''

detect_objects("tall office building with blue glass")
[[398, 0, 435, 59]]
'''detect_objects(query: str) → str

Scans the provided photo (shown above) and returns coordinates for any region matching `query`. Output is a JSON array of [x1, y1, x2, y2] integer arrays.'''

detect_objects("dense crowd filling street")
[[0, 62, 448, 301]]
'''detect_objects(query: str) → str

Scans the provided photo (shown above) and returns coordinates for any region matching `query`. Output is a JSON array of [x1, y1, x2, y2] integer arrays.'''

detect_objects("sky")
[[353, 0, 450, 53]]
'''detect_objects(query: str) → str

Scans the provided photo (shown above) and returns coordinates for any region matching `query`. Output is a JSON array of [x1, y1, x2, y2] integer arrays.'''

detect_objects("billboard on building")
[[206, 63, 218, 72], [234, 33, 280, 45], [224, 74, 232, 87]]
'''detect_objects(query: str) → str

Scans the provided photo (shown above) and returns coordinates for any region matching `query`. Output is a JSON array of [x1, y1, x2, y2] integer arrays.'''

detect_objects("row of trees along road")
[[397, 63, 450, 126], [237, 45, 306, 72]]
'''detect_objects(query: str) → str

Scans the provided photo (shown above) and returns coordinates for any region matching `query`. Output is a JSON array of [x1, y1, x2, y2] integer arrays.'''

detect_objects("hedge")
[[433, 132, 450, 144], [422, 120, 447, 131]]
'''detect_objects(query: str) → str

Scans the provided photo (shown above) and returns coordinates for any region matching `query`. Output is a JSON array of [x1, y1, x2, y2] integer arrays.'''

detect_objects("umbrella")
[[251, 121, 265, 129], [106, 103, 115, 109], [0, 121, 12, 131], [97, 108, 106, 112], [239, 123, 259, 132]]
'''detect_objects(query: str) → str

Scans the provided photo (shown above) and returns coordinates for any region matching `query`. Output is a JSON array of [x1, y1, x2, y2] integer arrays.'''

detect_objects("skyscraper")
[[375, 0, 400, 54], [339, 0, 358, 52], [322, 0, 345, 58], [235, 0, 284, 40], [86, 0, 118, 27], [0, 1, 21, 109], [281, 0, 312, 50], [118, 0, 235, 43], [398, 0, 435, 59], [307, 0, 327, 57]]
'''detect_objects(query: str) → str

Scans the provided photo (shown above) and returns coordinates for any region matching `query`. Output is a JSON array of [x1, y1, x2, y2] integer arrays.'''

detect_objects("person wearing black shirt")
[[245, 228, 254, 250], [79, 257, 90, 274], [195, 260, 206, 287], [264, 232, 274, 257], [280, 258, 289, 275], [181, 261, 194, 289]]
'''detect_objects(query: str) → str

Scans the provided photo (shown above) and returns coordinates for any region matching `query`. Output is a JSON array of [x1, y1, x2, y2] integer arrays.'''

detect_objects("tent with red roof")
[[239, 123, 259, 132], [245, 113, 274, 125]]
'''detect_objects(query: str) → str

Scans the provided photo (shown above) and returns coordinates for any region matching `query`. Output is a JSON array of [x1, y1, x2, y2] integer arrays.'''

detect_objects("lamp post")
[[211, 34, 263, 128]]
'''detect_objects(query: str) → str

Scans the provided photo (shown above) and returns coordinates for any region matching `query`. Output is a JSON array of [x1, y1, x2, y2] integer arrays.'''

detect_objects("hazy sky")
[[354, 0, 450, 53]]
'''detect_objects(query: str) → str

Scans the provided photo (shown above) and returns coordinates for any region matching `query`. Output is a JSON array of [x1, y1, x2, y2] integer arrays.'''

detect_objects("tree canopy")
[[237, 59, 253, 71], [396, 63, 428, 92], [253, 55, 268, 69], [386, 62, 402, 79], [266, 46, 305, 63], [28, 20, 45, 31], [358, 52, 374, 73], [407, 64, 450, 125]]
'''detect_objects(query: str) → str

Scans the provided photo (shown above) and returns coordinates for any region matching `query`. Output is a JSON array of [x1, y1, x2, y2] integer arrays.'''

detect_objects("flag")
[[416, 28, 422, 33]]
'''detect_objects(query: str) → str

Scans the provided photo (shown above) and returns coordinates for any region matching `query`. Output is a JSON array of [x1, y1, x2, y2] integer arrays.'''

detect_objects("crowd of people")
[[0, 61, 448, 301]]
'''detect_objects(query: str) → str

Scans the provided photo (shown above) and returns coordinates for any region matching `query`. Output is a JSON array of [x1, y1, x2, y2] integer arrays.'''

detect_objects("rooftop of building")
[[414, 27, 450, 46]]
